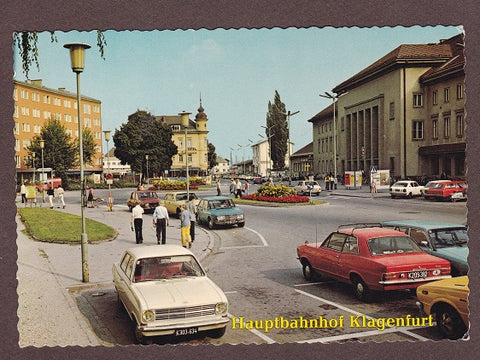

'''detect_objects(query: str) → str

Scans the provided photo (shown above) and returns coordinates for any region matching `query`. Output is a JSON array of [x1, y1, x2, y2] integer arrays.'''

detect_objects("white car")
[[294, 180, 322, 196], [113, 245, 229, 344], [389, 180, 423, 198]]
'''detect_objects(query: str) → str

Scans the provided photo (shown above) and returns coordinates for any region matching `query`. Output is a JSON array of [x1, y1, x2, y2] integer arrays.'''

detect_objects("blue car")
[[381, 220, 468, 276], [197, 196, 245, 229]]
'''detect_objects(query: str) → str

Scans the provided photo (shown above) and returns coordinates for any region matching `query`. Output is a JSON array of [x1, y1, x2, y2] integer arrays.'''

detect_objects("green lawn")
[[18, 208, 116, 244]]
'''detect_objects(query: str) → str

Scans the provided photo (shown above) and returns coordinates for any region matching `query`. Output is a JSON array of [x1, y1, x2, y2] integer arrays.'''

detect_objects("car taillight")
[[382, 272, 397, 281]]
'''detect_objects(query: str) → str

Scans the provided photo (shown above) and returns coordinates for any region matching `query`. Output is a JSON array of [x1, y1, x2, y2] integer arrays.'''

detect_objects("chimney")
[[31, 79, 43, 86]]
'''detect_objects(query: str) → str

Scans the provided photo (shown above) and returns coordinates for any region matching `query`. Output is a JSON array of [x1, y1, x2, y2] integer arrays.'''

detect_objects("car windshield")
[[429, 228, 468, 248], [431, 183, 445, 189], [175, 193, 189, 201], [138, 192, 157, 198], [394, 182, 408, 187], [209, 199, 234, 209], [367, 236, 422, 255], [133, 255, 204, 282]]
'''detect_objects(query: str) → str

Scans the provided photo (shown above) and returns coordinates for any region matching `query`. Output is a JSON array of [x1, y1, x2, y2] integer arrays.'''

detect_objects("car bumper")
[[215, 218, 244, 225], [137, 317, 230, 337]]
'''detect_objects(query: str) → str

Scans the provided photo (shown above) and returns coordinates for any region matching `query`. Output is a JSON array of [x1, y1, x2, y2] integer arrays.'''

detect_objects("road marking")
[[295, 289, 430, 342], [297, 325, 429, 344], [228, 313, 276, 344], [245, 227, 268, 246], [224, 291, 238, 295], [293, 281, 335, 287]]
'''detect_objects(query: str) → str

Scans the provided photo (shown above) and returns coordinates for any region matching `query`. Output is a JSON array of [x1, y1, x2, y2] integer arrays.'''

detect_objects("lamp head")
[[39, 139, 45, 149], [64, 43, 91, 73], [103, 130, 111, 142]]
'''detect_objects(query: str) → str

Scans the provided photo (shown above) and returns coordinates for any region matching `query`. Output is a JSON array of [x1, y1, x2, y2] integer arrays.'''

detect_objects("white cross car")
[[389, 180, 423, 198], [113, 245, 229, 344]]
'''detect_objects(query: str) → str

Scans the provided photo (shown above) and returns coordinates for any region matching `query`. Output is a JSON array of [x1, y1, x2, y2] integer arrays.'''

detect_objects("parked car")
[[381, 220, 468, 276], [424, 180, 467, 201], [253, 177, 266, 184], [389, 180, 423, 198], [420, 181, 435, 197], [112, 245, 229, 344], [161, 191, 200, 217], [294, 180, 322, 196], [197, 196, 245, 229], [127, 190, 160, 212], [296, 224, 451, 301], [416, 276, 469, 339]]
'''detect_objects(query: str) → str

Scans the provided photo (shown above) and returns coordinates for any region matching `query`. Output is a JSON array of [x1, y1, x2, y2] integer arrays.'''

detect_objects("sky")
[[13, 26, 463, 162]]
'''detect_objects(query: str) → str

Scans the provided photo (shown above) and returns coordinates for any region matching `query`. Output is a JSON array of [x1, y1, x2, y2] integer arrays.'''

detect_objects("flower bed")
[[150, 179, 199, 190], [241, 194, 310, 203]]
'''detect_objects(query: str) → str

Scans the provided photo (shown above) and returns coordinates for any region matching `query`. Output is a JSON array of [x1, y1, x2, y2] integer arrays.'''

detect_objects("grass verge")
[[233, 198, 326, 206], [17, 208, 116, 244]]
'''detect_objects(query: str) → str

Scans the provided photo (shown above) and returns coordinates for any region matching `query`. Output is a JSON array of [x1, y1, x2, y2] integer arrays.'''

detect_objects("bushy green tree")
[[113, 110, 178, 178], [27, 118, 77, 186], [266, 90, 288, 170], [208, 142, 217, 169]]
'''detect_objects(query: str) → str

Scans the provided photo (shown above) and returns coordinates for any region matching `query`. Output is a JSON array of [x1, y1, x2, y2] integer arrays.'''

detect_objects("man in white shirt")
[[131, 201, 144, 244], [152, 203, 169, 244]]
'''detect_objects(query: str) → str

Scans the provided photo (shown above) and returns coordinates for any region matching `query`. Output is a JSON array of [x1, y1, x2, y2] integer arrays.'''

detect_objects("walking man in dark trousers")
[[131, 201, 144, 244], [153, 203, 169, 244]]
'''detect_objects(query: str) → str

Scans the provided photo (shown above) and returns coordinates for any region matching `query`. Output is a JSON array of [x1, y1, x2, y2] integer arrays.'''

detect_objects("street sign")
[[370, 165, 378, 173]]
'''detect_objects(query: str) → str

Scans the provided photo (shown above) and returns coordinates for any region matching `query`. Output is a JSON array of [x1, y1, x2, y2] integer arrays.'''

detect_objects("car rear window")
[[367, 236, 422, 255]]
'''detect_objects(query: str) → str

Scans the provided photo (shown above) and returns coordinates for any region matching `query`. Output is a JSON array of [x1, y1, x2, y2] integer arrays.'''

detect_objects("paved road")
[[16, 188, 467, 346]]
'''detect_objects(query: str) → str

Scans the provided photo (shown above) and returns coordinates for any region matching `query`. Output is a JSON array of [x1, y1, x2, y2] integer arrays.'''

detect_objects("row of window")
[[413, 83, 463, 108], [14, 89, 100, 113], [14, 121, 103, 139], [412, 112, 465, 140], [177, 137, 209, 149], [14, 105, 100, 124], [176, 153, 208, 163]]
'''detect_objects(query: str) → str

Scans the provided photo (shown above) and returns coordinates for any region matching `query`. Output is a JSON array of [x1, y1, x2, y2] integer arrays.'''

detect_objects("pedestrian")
[[244, 180, 249, 195], [229, 179, 235, 195], [370, 178, 377, 196], [333, 175, 338, 190], [187, 195, 198, 242], [87, 187, 94, 208], [180, 204, 192, 248], [131, 200, 144, 244], [324, 174, 330, 191], [216, 178, 222, 196], [57, 185, 65, 208], [20, 182, 27, 203], [235, 178, 242, 198], [152, 202, 169, 244], [137, 183, 144, 190], [47, 186, 54, 209]]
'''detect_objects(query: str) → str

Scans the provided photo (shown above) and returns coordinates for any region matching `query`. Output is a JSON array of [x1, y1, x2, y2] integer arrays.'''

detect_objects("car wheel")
[[209, 326, 227, 339], [407, 192, 413, 198], [302, 261, 315, 281], [390, 195, 396, 199], [133, 320, 153, 345], [352, 275, 369, 302], [176, 208, 181, 218], [436, 305, 467, 340], [208, 218, 215, 229], [238, 222, 245, 228]]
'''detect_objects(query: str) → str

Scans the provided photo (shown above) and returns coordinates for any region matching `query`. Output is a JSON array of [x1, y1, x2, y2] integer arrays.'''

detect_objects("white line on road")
[[224, 291, 238, 295], [293, 281, 335, 287], [219, 226, 269, 250], [295, 289, 430, 342], [245, 227, 269, 247]]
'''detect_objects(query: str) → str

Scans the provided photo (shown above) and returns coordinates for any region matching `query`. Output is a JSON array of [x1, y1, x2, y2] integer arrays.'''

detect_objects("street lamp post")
[[279, 109, 299, 184], [64, 42, 91, 283], [179, 111, 191, 199], [40, 139, 45, 204], [320, 92, 338, 182], [32, 152, 36, 183], [145, 154, 149, 181], [261, 125, 275, 178], [103, 130, 113, 211]]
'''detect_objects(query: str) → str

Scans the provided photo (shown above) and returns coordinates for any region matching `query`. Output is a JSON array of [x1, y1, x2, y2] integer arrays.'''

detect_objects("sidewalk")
[[16, 200, 214, 347], [327, 186, 390, 198]]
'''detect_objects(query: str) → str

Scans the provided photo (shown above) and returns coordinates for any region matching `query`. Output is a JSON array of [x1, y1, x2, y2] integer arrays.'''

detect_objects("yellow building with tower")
[[155, 101, 209, 176]]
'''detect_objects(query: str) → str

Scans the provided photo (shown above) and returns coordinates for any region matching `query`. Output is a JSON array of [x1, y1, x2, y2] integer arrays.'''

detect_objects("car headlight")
[[142, 310, 155, 323], [215, 302, 228, 315], [237, 214, 244, 220]]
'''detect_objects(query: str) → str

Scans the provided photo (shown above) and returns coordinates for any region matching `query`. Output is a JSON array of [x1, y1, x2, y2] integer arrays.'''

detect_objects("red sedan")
[[297, 224, 451, 301]]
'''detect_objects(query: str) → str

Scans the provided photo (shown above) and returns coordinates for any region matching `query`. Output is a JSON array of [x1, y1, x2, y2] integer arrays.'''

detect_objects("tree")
[[14, 31, 107, 78], [77, 127, 97, 166], [207, 142, 217, 169], [26, 118, 77, 185], [265, 90, 288, 171], [113, 110, 178, 178]]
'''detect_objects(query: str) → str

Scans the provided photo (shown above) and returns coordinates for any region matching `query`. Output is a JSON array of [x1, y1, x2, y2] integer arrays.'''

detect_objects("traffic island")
[[17, 207, 117, 244]]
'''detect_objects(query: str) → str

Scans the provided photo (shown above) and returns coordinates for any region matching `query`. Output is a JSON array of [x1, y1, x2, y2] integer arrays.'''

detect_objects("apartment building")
[[308, 34, 465, 180], [14, 79, 103, 179], [155, 102, 209, 176]]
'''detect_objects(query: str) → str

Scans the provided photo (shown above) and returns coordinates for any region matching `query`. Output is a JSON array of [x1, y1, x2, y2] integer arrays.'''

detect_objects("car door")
[[336, 235, 359, 281], [197, 200, 207, 223], [315, 232, 347, 278], [163, 193, 174, 213]]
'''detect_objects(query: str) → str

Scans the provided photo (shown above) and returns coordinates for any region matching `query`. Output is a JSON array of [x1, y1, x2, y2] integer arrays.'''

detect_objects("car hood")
[[370, 252, 450, 269], [427, 246, 469, 265], [418, 275, 469, 292], [140, 198, 159, 204], [209, 208, 243, 216], [134, 277, 226, 309]]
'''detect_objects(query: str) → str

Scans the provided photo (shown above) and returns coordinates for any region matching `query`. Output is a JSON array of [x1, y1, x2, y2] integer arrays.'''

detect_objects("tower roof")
[[195, 97, 207, 121]]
